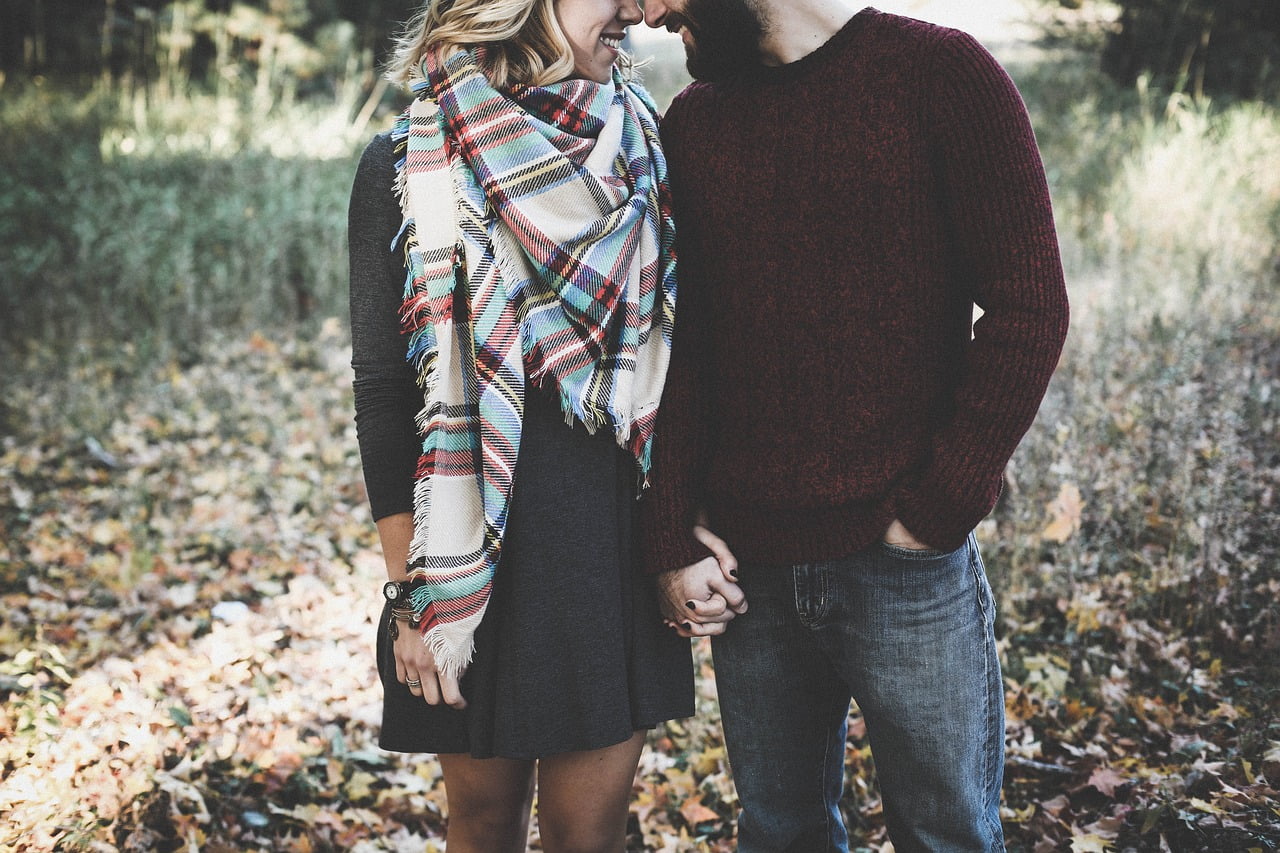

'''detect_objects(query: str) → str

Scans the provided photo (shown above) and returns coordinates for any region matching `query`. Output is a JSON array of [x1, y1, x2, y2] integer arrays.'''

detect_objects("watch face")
[[382, 581, 401, 602]]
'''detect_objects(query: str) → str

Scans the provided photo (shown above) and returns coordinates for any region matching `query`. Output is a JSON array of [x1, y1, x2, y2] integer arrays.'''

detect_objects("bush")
[[0, 86, 371, 365]]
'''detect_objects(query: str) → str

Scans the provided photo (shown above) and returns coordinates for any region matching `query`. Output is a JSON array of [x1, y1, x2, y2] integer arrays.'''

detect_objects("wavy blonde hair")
[[385, 0, 633, 89]]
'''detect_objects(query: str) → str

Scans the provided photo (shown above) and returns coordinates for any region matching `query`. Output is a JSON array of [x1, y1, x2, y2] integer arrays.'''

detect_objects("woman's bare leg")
[[437, 753, 537, 853], [534, 731, 647, 853]]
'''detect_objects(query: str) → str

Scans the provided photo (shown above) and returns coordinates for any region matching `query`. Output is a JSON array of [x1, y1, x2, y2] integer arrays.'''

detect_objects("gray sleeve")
[[348, 132, 421, 522]]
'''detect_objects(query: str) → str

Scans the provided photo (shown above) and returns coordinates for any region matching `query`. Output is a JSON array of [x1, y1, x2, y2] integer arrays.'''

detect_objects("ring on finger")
[[406, 678, 422, 688]]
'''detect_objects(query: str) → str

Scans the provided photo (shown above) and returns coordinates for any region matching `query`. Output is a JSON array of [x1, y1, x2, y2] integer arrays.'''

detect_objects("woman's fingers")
[[419, 673, 442, 705], [707, 572, 748, 614], [394, 628, 467, 708], [655, 552, 747, 635], [692, 524, 738, 581], [437, 671, 467, 709], [404, 669, 425, 695], [664, 616, 729, 638], [685, 592, 727, 618]]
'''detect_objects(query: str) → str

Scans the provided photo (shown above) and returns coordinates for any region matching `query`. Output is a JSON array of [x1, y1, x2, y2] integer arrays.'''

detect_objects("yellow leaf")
[[1070, 833, 1112, 853], [345, 771, 378, 803], [692, 746, 726, 776], [89, 518, 128, 547], [1189, 797, 1225, 815], [1041, 483, 1084, 543]]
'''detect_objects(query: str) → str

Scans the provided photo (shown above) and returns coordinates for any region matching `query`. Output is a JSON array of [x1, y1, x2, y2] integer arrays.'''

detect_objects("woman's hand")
[[374, 513, 467, 709], [392, 620, 467, 709], [655, 523, 747, 638]]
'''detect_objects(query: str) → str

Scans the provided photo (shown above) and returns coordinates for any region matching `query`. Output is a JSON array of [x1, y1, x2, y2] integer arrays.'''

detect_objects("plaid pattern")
[[391, 47, 677, 678]]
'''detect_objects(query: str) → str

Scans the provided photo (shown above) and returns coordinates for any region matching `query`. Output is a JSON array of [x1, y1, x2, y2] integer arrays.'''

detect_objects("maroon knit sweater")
[[640, 8, 1069, 574]]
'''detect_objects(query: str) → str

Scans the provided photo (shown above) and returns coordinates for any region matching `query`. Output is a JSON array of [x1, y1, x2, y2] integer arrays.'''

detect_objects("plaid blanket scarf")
[[391, 46, 677, 679]]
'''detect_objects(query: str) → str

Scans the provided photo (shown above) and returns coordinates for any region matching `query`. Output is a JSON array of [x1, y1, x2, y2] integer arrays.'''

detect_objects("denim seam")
[[820, 689, 847, 851], [982, 622, 1003, 850], [970, 541, 1004, 850]]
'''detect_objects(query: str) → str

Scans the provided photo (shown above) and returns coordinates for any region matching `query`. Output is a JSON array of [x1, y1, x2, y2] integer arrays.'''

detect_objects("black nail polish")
[[729, 569, 739, 578], [685, 600, 696, 610], [682, 622, 693, 630]]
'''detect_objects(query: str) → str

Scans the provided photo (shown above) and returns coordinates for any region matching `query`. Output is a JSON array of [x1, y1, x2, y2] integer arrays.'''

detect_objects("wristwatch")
[[382, 579, 421, 604]]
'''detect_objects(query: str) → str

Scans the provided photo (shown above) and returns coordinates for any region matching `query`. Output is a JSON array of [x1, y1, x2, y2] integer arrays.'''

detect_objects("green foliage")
[[1015, 55, 1280, 309], [0, 640, 72, 738], [0, 85, 374, 367]]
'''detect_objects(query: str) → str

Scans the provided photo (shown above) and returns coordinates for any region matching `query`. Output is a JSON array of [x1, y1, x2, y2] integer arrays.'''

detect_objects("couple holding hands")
[[348, 0, 1069, 849]]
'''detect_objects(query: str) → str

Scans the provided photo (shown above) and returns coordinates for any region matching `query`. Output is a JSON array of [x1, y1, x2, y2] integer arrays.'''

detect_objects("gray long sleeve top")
[[348, 132, 420, 521]]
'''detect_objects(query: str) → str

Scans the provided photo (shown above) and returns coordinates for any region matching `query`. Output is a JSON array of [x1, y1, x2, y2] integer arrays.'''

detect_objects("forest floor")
[[1, 321, 1278, 852]]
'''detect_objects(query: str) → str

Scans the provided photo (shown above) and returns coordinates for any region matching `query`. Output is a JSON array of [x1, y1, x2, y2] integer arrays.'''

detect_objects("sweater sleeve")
[[639, 92, 717, 575], [348, 133, 423, 522], [891, 31, 1070, 551]]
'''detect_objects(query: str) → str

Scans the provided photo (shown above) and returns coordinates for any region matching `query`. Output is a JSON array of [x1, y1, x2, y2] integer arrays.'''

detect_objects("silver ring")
[[406, 679, 422, 688]]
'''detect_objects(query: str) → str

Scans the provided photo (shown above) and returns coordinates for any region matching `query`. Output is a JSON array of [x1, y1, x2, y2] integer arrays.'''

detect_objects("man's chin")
[[681, 43, 734, 81]]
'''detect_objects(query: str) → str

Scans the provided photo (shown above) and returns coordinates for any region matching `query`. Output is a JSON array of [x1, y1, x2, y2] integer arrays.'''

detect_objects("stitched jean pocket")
[[878, 541, 949, 560]]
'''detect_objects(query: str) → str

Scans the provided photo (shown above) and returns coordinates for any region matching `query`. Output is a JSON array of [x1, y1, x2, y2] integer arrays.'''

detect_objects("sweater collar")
[[744, 5, 875, 85]]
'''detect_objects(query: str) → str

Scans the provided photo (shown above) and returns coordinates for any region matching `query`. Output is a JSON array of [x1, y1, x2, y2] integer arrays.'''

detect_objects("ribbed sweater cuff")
[[892, 469, 1002, 553], [642, 529, 712, 576]]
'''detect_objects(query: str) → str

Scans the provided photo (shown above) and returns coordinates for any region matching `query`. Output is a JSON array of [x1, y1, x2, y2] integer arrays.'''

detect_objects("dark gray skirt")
[[376, 386, 694, 759]]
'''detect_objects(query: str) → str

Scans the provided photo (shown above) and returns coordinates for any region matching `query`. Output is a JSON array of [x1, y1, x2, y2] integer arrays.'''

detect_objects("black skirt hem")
[[376, 706, 694, 760]]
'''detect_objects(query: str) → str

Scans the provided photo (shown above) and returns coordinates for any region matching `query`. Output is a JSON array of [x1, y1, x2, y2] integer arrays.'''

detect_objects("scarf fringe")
[[420, 616, 483, 682]]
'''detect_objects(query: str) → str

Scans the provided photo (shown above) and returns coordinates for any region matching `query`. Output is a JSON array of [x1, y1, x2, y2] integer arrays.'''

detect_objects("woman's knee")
[[439, 754, 536, 849], [447, 792, 531, 829], [536, 816, 627, 853]]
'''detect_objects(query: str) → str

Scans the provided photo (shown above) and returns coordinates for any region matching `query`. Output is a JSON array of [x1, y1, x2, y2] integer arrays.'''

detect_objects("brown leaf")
[[1040, 794, 1070, 817], [1087, 766, 1127, 798], [679, 794, 720, 827]]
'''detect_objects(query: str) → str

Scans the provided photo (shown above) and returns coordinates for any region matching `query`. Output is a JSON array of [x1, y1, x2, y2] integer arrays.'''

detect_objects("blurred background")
[[1, 1, 1278, 851]]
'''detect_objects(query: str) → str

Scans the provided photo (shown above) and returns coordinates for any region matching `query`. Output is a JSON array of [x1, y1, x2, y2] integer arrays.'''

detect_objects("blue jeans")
[[710, 534, 1005, 853]]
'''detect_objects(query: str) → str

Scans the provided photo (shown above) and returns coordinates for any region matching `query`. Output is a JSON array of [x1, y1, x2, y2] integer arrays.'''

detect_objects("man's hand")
[[656, 525, 747, 638], [883, 518, 936, 552]]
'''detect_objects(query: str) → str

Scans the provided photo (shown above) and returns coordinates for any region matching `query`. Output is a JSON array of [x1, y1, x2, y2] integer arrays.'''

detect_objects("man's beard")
[[670, 0, 768, 82]]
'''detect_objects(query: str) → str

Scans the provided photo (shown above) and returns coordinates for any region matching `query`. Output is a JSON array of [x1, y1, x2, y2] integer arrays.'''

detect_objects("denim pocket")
[[877, 540, 949, 560]]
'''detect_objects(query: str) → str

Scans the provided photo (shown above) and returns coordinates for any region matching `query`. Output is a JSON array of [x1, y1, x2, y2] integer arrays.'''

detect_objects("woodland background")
[[1, 0, 1278, 850]]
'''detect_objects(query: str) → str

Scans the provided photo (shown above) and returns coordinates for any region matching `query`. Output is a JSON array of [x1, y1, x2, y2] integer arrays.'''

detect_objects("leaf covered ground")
[[1, 312, 1278, 852]]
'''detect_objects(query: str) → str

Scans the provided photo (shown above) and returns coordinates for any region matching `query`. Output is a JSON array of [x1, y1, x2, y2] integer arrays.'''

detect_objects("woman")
[[347, 0, 691, 849]]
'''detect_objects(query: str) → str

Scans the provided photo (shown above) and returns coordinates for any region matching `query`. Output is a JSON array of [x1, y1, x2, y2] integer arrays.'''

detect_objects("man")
[[639, 1, 1070, 851]]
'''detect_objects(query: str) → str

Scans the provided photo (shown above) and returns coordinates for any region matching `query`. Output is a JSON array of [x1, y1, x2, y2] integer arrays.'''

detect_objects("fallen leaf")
[[678, 794, 720, 827], [1070, 833, 1113, 853], [1088, 766, 1128, 798], [1042, 483, 1084, 542]]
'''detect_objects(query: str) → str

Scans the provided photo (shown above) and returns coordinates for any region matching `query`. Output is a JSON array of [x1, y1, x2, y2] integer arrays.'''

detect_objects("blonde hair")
[[385, 0, 632, 89]]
